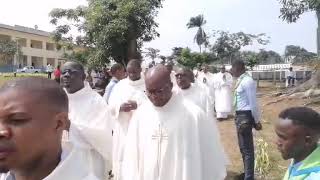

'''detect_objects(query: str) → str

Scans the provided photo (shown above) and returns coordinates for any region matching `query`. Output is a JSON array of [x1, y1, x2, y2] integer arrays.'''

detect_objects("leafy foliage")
[[49, 0, 164, 66], [176, 48, 217, 69], [210, 31, 270, 63], [284, 45, 317, 63], [279, 0, 320, 23], [145, 47, 160, 61], [187, 14, 208, 53], [0, 40, 21, 65]]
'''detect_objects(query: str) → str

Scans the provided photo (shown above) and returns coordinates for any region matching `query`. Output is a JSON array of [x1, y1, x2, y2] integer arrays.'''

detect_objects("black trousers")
[[287, 76, 295, 86], [48, 72, 52, 79], [235, 111, 255, 180]]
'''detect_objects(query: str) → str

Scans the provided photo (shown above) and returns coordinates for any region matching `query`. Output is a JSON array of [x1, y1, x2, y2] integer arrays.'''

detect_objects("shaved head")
[[145, 64, 173, 107], [0, 77, 68, 113], [127, 59, 142, 81]]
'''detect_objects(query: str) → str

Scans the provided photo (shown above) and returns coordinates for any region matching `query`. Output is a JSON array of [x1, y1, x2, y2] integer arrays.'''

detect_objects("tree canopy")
[[284, 45, 317, 63], [49, 0, 164, 66], [279, 0, 320, 23], [0, 40, 21, 65], [210, 30, 270, 64]]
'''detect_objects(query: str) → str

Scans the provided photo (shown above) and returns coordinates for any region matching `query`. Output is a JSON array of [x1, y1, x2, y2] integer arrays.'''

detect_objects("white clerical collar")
[[65, 82, 92, 99], [127, 77, 144, 87], [151, 91, 180, 112]]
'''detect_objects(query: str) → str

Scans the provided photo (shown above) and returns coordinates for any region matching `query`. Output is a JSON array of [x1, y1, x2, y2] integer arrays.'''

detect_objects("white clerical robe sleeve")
[[196, 111, 227, 180], [121, 114, 140, 180]]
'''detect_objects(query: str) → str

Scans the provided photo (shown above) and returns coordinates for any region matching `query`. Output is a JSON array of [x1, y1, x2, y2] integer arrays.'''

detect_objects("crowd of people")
[[0, 59, 319, 180]]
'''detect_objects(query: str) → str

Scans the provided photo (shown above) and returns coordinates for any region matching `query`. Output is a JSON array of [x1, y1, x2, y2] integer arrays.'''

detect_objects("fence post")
[[273, 71, 276, 85], [257, 72, 260, 88]]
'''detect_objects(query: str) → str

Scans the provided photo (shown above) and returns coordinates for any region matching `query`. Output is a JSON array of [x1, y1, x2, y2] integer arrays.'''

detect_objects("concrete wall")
[[249, 70, 312, 82]]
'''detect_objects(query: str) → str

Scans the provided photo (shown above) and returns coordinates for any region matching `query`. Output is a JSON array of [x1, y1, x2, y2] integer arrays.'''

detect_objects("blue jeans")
[[235, 111, 255, 180]]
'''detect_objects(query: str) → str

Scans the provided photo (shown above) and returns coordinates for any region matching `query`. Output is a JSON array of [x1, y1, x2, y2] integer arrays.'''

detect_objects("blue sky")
[[0, 0, 317, 56]]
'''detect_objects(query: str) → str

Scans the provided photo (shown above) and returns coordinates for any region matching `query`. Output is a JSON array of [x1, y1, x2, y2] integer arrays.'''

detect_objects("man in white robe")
[[175, 67, 229, 167], [108, 59, 147, 180], [61, 61, 113, 174], [0, 77, 104, 180], [121, 65, 227, 180], [214, 65, 233, 120], [197, 64, 215, 105]]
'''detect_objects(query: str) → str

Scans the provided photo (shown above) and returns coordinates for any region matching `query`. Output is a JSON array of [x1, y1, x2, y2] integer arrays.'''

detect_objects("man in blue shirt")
[[231, 60, 262, 180]]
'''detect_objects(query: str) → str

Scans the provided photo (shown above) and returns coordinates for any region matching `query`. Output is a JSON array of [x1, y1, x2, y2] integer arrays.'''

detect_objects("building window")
[[30, 40, 42, 49]]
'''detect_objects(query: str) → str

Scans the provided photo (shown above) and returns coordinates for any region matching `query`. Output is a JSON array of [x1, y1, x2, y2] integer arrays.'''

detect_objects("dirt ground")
[[220, 81, 320, 180]]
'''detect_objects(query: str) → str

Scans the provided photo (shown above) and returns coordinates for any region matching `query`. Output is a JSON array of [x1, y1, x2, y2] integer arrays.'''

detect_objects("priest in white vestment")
[[121, 65, 227, 180], [108, 60, 147, 180], [175, 67, 229, 167], [61, 62, 113, 174], [197, 64, 215, 104], [0, 77, 105, 180], [214, 65, 233, 120]]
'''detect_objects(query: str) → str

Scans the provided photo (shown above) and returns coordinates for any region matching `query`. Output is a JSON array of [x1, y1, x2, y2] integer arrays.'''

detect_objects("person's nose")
[[0, 124, 11, 139]]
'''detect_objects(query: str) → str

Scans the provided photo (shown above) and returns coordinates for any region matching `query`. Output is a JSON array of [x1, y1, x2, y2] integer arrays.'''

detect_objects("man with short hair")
[[108, 59, 147, 180], [275, 107, 320, 180], [0, 77, 104, 180], [214, 65, 233, 120], [61, 61, 113, 175], [122, 64, 227, 180], [231, 60, 262, 180], [104, 63, 126, 104]]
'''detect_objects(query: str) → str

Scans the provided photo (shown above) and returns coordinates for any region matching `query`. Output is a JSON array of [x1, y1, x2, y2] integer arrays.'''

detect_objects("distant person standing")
[[103, 63, 126, 104], [46, 63, 54, 79], [231, 60, 262, 180], [286, 67, 296, 87], [54, 65, 61, 84]]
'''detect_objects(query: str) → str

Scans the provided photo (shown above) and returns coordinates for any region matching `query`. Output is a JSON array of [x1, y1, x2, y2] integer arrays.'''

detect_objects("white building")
[[0, 23, 68, 70]]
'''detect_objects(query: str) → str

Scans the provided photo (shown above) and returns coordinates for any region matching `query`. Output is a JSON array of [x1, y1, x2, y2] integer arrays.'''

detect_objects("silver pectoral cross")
[[152, 124, 168, 177]]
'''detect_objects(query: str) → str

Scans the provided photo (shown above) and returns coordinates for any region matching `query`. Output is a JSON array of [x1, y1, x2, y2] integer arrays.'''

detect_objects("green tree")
[[257, 49, 283, 64], [279, 0, 320, 23], [177, 48, 217, 69], [187, 14, 207, 53], [241, 51, 259, 70], [0, 40, 21, 65], [145, 48, 160, 61], [50, 0, 164, 66], [210, 31, 269, 64], [284, 45, 317, 63]]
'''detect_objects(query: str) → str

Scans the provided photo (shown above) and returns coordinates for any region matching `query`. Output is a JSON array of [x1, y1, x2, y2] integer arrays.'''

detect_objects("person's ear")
[[54, 112, 69, 132], [304, 134, 316, 148]]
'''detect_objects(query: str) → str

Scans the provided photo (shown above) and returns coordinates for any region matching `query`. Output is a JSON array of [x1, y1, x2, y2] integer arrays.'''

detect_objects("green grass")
[[0, 73, 47, 86]]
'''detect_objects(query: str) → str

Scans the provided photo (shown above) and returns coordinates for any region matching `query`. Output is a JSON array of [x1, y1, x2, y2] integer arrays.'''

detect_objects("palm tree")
[[187, 14, 207, 53]]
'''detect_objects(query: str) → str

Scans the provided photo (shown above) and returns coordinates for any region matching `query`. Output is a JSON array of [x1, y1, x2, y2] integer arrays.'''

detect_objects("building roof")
[[0, 23, 51, 37]]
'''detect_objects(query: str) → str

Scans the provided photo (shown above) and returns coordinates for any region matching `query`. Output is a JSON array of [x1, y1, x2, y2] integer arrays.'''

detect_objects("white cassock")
[[170, 71, 177, 87], [0, 137, 105, 180], [214, 72, 233, 119], [121, 93, 227, 180], [108, 78, 147, 180], [197, 72, 215, 105], [176, 83, 229, 167], [66, 82, 113, 175]]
